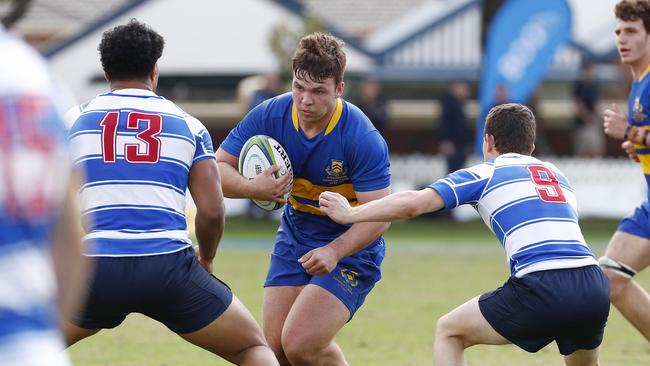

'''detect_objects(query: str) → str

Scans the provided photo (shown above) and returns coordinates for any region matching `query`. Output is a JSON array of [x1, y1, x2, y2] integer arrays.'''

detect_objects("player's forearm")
[[216, 161, 253, 198], [328, 221, 390, 259], [194, 206, 225, 262], [348, 190, 436, 222]]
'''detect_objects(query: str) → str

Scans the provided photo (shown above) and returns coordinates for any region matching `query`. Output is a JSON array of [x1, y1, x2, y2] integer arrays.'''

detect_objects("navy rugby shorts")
[[73, 247, 233, 333], [478, 265, 610, 355], [618, 200, 650, 239], [265, 220, 384, 319]]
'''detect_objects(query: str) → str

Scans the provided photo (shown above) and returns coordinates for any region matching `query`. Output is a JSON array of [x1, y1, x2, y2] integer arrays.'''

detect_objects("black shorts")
[[73, 247, 233, 334], [479, 265, 610, 355]]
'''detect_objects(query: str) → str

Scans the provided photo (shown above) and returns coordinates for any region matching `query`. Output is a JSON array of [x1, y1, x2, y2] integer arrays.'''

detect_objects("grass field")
[[69, 217, 650, 365]]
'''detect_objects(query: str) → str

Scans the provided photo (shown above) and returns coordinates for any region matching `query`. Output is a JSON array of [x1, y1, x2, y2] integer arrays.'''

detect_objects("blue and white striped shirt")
[[67, 89, 215, 256], [431, 153, 598, 277], [0, 26, 71, 360]]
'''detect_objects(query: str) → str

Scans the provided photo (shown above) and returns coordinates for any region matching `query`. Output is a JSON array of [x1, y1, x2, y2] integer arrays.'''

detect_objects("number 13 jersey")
[[66, 89, 215, 256], [430, 153, 598, 277]]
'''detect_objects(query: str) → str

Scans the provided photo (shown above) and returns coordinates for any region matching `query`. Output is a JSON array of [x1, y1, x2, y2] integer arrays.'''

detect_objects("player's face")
[[615, 19, 650, 66], [292, 74, 344, 126]]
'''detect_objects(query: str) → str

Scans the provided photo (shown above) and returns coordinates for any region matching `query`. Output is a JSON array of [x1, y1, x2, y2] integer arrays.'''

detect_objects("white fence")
[[390, 154, 646, 220]]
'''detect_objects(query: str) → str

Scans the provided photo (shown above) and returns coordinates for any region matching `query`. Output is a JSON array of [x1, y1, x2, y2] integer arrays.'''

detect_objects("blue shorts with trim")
[[73, 247, 233, 334], [264, 221, 385, 318], [618, 201, 650, 239], [478, 265, 610, 355]]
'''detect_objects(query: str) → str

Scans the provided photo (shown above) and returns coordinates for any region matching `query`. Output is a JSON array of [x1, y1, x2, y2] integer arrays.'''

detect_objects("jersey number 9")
[[527, 165, 567, 203]]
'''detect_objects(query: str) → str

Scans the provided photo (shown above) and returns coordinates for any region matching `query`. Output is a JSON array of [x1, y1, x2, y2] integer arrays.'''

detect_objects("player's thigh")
[[436, 295, 510, 347], [263, 285, 303, 348], [605, 231, 650, 271], [178, 295, 267, 360], [282, 284, 350, 349]]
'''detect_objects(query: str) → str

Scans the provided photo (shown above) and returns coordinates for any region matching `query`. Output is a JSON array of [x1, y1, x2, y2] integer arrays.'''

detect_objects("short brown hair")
[[292, 33, 346, 85], [485, 103, 536, 155], [616, 0, 650, 33]]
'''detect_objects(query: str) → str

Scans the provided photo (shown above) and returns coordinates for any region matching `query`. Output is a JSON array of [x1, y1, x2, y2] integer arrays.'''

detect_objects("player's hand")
[[246, 165, 293, 202], [622, 140, 640, 163], [603, 103, 629, 140], [319, 191, 353, 224], [298, 245, 340, 276], [194, 247, 214, 273]]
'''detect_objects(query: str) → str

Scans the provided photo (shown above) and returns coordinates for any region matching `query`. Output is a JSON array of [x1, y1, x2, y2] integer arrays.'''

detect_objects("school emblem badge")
[[324, 159, 348, 184], [633, 97, 647, 122]]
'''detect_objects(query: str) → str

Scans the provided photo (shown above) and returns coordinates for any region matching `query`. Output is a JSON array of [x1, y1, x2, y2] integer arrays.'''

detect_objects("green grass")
[[69, 217, 650, 365]]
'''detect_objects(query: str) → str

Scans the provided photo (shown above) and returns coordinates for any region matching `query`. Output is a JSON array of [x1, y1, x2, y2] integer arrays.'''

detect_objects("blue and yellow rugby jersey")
[[221, 92, 390, 246], [629, 65, 650, 198]]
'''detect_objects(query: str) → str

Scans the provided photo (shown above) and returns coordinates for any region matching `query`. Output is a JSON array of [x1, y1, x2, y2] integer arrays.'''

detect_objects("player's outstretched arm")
[[189, 159, 225, 273], [319, 188, 444, 224], [215, 147, 291, 202]]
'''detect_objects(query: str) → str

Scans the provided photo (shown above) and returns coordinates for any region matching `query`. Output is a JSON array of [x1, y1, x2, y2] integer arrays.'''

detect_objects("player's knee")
[[281, 336, 316, 365], [435, 314, 470, 347]]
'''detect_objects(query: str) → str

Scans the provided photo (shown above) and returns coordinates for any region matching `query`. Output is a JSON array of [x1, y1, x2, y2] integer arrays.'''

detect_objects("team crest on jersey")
[[634, 97, 648, 122], [335, 269, 359, 294], [324, 159, 348, 184]]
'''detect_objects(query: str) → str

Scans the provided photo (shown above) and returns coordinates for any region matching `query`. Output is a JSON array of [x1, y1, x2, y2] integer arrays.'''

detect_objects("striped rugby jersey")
[[66, 89, 215, 256], [0, 27, 70, 352], [431, 153, 598, 277]]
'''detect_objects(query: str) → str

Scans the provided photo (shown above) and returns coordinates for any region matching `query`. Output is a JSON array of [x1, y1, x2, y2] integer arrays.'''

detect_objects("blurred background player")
[[356, 77, 388, 139], [602, 0, 650, 343], [0, 0, 88, 365], [573, 60, 604, 157], [321, 104, 610, 366], [216, 33, 391, 365], [63, 19, 278, 365], [438, 81, 471, 173]]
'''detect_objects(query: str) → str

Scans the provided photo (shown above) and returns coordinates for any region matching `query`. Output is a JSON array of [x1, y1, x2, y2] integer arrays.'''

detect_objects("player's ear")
[[485, 133, 497, 153], [104, 71, 110, 83], [335, 81, 345, 98], [150, 64, 159, 91]]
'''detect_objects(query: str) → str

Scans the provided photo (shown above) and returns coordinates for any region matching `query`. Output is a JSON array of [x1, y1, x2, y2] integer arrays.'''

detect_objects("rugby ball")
[[238, 135, 293, 211]]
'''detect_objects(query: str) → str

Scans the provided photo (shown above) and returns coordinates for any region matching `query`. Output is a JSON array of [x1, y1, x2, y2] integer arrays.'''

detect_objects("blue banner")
[[475, 0, 572, 155]]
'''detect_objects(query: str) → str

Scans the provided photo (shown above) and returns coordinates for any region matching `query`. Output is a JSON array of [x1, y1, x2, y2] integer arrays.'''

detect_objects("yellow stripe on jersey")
[[291, 98, 343, 135], [289, 197, 327, 216], [324, 99, 343, 136], [292, 178, 355, 200], [289, 177, 359, 215], [639, 64, 650, 82], [634, 129, 650, 174]]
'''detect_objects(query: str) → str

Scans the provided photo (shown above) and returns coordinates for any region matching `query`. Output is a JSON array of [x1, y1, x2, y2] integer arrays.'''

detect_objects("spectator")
[[250, 73, 281, 109], [574, 60, 605, 157], [357, 78, 389, 138], [439, 81, 471, 173]]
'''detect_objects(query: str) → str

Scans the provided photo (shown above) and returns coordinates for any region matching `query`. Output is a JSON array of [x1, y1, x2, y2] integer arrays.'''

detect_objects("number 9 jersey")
[[429, 153, 598, 277], [65, 89, 216, 256]]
